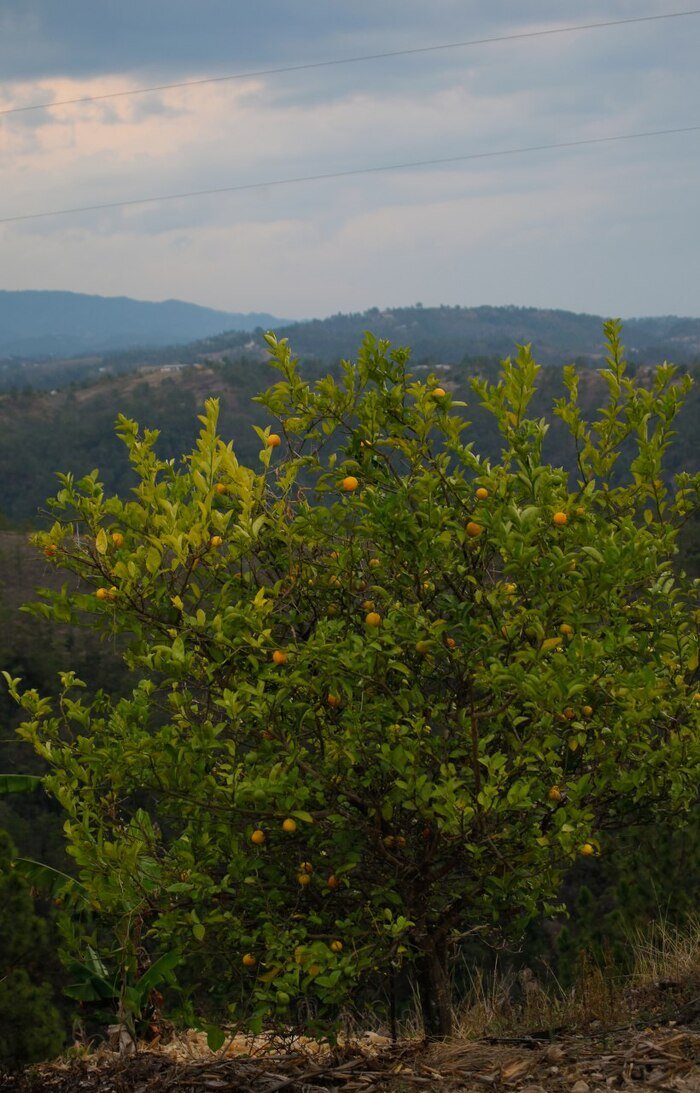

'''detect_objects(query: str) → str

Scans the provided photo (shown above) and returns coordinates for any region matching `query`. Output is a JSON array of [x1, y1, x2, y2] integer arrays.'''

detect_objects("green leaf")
[[14, 858, 86, 898], [206, 1026, 227, 1052], [64, 979, 116, 1002], [0, 773, 42, 795], [146, 546, 161, 574], [138, 951, 180, 993], [581, 545, 604, 564]]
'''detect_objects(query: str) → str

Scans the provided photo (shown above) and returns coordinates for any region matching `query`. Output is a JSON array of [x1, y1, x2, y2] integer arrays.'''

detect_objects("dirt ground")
[[3, 973, 699, 1091]]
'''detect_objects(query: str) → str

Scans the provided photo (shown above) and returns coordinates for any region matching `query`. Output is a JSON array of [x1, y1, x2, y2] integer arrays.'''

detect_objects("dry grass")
[[449, 917, 700, 1042], [451, 957, 626, 1041], [631, 915, 700, 987]]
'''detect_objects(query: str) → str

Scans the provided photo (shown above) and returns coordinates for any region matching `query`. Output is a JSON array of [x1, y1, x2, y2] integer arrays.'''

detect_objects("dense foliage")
[[0, 354, 698, 539], [5, 323, 700, 1040], [0, 829, 64, 1072]]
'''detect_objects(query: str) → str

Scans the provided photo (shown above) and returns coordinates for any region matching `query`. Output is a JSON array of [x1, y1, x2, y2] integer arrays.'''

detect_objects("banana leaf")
[[14, 857, 86, 898], [0, 773, 43, 795]]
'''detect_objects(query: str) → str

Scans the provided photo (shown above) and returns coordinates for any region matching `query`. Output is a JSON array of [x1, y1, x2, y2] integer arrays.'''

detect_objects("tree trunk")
[[417, 938, 453, 1039]]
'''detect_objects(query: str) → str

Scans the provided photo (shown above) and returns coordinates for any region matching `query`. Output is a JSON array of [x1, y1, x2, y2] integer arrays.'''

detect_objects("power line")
[[2, 10, 699, 118], [2, 124, 698, 227]]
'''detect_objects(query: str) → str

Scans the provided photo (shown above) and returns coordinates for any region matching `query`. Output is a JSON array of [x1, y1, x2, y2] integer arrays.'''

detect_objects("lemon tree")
[[6, 322, 699, 1038]]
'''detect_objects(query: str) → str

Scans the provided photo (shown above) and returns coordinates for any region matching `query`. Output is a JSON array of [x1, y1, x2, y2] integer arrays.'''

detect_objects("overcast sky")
[[1, 1, 699, 319]]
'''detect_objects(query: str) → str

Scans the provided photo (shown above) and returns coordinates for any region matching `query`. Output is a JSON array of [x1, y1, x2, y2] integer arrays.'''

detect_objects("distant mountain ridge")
[[0, 290, 291, 359], [2, 299, 700, 394], [257, 305, 700, 367]]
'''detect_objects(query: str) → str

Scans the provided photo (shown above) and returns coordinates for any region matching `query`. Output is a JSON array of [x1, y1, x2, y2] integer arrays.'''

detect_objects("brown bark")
[[417, 937, 453, 1039]]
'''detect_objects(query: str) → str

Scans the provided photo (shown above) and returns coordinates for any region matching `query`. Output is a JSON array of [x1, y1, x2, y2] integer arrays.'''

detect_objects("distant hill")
[[0, 290, 291, 359], [255, 305, 700, 367], [2, 302, 700, 394], [110, 304, 700, 375]]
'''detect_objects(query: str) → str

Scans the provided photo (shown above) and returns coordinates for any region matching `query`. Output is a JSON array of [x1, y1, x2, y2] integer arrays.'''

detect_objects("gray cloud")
[[0, 1, 679, 81], [1, 2, 698, 319]]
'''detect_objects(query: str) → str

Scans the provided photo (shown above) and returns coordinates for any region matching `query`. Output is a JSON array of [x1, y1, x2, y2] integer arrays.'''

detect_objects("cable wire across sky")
[[1, 9, 699, 117], [2, 124, 698, 227]]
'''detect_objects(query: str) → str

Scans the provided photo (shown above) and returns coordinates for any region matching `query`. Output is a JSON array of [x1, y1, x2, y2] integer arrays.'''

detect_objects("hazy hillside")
[[122, 304, 700, 373], [257, 305, 700, 367], [5, 303, 700, 397], [3, 302, 700, 393], [0, 290, 290, 359], [0, 360, 275, 523]]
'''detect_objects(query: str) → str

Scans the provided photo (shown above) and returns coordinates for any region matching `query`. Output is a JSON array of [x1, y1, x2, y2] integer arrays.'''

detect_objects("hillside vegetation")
[[2, 303, 700, 393], [260, 304, 700, 367]]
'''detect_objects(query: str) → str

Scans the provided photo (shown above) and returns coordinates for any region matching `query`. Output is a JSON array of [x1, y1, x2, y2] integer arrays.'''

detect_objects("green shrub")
[[6, 324, 699, 1039]]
